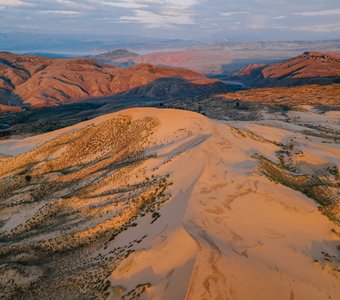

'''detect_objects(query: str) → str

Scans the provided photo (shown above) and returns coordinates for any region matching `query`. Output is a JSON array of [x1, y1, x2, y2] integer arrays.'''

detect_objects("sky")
[[0, 0, 340, 41]]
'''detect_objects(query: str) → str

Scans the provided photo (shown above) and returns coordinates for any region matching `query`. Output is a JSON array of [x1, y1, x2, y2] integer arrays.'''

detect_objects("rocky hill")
[[231, 52, 340, 87], [0, 107, 339, 299], [0, 52, 229, 108], [234, 63, 265, 76]]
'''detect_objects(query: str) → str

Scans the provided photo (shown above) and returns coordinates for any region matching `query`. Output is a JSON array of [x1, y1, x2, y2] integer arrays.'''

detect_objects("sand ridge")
[[0, 107, 339, 299]]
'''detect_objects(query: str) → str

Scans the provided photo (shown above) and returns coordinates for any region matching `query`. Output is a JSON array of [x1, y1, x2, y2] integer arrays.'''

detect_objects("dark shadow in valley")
[[0, 77, 231, 137], [89, 76, 232, 103], [224, 72, 340, 88]]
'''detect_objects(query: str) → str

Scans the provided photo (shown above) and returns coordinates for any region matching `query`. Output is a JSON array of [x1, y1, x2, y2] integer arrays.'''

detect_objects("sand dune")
[[0, 108, 339, 299]]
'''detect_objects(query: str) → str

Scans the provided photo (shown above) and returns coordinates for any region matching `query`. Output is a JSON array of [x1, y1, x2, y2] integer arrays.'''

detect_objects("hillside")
[[0, 52, 229, 108], [234, 63, 265, 76], [231, 52, 340, 87], [0, 104, 22, 113], [220, 83, 340, 106], [0, 107, 339, 299]]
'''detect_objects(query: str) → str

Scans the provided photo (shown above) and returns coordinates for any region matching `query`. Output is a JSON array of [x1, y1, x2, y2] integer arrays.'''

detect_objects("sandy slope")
[[0, 108, 339, 299], [108, 108, 339, 300]]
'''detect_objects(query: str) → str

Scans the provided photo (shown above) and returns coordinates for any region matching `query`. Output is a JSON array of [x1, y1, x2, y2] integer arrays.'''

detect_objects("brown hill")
[[220, 83, 340, 106], [0, 52, 229, 108], [262, 52, 340, 79], [0, 52, 52, 105], [231, 52, 340, 87], [234, 63, 265, 76]]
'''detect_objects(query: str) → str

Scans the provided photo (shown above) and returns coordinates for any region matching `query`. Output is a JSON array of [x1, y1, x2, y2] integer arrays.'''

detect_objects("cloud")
[[37, 10, 81, 15], [120, 9, 195, 27], [274, 15, 285, 20], [294, 8, 340, 16], [291, 23, 340, 32], [92, 0, 198, 10], [57, 0, 75, 4], [56, 0, 91, 10], [95, 1, 148, 9], [0, 0, 32, 7], [164, 0, 198, 10], [221, 11, 249, 17], [114, 0, 199, 27], [1, 0, 340, 40]]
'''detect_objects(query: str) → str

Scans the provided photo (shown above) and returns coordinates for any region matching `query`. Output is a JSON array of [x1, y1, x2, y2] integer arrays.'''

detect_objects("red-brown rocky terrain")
[[219, 83, 340, 106], [231, 52, 340, 87], [0, 104, 22, 113], [0, 52, 229, 108], [234, 63, 265, 76]]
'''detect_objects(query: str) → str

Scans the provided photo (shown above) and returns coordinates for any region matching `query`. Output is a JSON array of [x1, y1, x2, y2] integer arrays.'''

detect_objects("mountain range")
[[0, 37, 339, 300], [0, 52, 229, 109], [86, 40, 340, 75]]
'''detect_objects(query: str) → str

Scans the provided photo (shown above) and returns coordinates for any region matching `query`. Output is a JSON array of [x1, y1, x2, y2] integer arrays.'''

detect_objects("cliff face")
[[0, 52, 229, 108]]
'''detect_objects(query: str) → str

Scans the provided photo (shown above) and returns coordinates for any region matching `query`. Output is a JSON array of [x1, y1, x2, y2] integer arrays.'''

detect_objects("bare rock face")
[[0, 52, 229, 108]]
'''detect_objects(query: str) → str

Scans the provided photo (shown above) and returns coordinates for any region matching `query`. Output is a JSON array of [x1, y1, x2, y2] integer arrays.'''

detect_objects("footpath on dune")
[[0, 108, 339, 299]]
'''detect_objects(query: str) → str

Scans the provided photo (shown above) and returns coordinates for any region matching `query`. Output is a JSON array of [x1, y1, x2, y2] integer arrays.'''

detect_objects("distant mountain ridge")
[[89, 49, 138, 65], [0, 32, 196, 52], [0, 52, 230, 108]]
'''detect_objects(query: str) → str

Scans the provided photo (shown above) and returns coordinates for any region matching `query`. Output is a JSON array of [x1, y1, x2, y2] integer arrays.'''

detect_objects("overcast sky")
[[0, 0, 340, 41]]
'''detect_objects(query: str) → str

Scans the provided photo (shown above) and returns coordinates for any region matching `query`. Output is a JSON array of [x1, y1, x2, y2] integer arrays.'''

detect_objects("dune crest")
[[0, 108, 339, 299]]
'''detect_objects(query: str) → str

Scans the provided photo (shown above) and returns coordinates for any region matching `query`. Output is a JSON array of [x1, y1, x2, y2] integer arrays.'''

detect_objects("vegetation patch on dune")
[[257, 154, 339, 225], [0, 114, 174, 299]]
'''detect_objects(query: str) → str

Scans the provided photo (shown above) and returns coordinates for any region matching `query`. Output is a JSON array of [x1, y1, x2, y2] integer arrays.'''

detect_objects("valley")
[[0, 52, 230, 108], [0, 42, 339, 300]]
